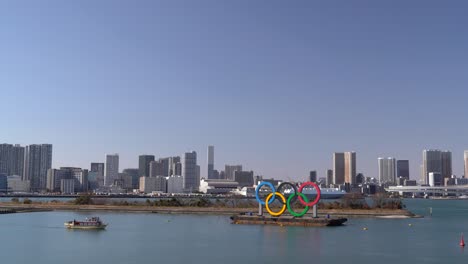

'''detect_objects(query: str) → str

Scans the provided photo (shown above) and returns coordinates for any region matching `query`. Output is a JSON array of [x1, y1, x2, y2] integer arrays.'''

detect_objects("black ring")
[[276, 182, 298, 204]]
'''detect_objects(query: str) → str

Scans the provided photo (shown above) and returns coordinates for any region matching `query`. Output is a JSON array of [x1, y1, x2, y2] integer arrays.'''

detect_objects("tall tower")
[[396, 160, 410, 179], [24, 144, 52, 191], [105, 154, 119, 186], [344, 152, 356, 184], [441, 151, 452, 179], [90, 163, 105, 187], [182, 151, 198, 192], [465, 151, 468, 178], [333, 151, 356, 185], [225, 165, 242, 181], [422, 150, 451, 184], [0, 144, 24, 176], [138, 155, 155, 177], [378, 157, 396, 185], [207, 146, 215, 179], [333, 153, 345, 184]]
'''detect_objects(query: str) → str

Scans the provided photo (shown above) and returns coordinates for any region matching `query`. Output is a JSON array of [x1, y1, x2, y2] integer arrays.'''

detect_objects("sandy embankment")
[[0, 202, 419, 218]]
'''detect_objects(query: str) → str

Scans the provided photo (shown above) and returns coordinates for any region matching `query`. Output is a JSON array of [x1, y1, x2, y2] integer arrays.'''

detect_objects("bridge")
[[386, 185, 468, 196]]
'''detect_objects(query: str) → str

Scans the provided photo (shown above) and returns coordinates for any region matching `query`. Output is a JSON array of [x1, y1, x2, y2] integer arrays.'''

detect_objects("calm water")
[[0, 199, 468, 263]]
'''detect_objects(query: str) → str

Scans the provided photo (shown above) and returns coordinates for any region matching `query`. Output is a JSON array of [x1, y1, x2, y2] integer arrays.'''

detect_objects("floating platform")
[[230, 215, 347, 227]]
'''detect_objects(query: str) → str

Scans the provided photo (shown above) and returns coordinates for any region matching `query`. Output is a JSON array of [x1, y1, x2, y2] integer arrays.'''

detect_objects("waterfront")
[[0, 199, 467, 263]]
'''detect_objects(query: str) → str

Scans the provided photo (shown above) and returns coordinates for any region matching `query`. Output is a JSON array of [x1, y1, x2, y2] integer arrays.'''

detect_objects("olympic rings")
[[255, 181, 276, 205], [287, 192, 309, 217], [298, 182, 321, 207], [265, 192, 286, 217], [276, 182, 298, 204], [255, 181, 321, 217]]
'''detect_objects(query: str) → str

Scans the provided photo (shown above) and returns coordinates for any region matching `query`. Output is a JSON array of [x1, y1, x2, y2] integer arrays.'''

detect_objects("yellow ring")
[[265, 192, 286, 217]]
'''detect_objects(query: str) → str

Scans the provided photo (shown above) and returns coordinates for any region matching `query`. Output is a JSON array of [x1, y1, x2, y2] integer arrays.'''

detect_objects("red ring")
[[298, 181, 321, 207]]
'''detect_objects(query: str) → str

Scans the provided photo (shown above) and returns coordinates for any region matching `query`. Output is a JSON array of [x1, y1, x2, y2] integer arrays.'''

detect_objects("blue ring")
[[255, 182, 276, 205]]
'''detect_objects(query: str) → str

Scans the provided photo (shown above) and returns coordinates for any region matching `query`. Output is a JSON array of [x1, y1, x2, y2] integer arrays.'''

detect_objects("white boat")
[[301, 188, 346, 199], [64, 217, 107, 230]]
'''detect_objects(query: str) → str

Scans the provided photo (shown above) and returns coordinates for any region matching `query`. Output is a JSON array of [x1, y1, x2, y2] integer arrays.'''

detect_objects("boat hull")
[[64, 223, 107, 230]]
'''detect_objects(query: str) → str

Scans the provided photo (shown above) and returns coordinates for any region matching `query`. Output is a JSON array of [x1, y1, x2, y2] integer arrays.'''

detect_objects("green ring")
[[287, 193, 310, 217]]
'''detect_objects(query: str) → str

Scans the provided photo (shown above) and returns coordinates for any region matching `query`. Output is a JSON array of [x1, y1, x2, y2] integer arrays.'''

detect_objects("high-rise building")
[[122, 168, 139, 189], [0, 144, 25, 177], [234, 171, 254, 187], [441, 151, 452, 179], [182, 151, 198, 192], [422, 150, 451, 185], [326, 169, 333, 186], [396, 160, 410, 179], [159, 158, 170, 176], [225, 165, 242, 181], [149, 160, 164, 177], [309, 171, 317, 182], [378, 157, 396, 185], [105, 154, 119, 186], [138, 155, 155, 177], [169, 156, 181, 176], [24, 144, 52, 192], [53, 167, 88, 193], [207, 146, 215, 179], [333, 153, 345, 184], [465, 151, 468, 178], [344, 152, 356, 184], [333, 152, 356, 185], [90, 163, 105, 187]]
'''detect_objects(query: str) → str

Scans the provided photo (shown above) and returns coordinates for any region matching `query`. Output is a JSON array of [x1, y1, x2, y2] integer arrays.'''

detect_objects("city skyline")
[[4, 142, 468, 182], [1, 1, 468, 180]]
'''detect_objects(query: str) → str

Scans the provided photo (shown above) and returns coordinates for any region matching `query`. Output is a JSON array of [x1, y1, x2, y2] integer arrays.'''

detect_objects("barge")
[[230, 215, 347, 227]]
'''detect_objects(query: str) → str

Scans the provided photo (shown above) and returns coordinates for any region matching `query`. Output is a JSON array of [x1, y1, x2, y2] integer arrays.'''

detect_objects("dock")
[[230, 215, 347, 227]]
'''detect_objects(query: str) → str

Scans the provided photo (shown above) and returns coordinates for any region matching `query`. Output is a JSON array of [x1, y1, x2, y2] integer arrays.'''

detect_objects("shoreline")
[[0, 202, 420, 218]]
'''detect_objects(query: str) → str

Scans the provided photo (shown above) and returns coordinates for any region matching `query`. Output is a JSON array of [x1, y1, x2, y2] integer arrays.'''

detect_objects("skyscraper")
[[207, 146, 215, 179], [105, 154, 119, 186], [333, 153, 345, 184], [225, 165, 242, 181], [326, 169, 333, 186], [378, 157, 396, 185], [0, 144, 25, 177], [441, 151, 452, 179], [396, 160, 410, 179], [182, 151, 198, 192], [159, 157, 170, 176], [138, 155, 155, 177], [24, 144, 52, 191], [422, 150, 451, 185], [309, 171, 317, 182], [90, 163, 105, 187], [122, 168, 139, 189], [149, 160, 164, 177], [465, 151, 468, 178], [344, 152, 356, 184], [169, 156, 181, 176], [333, 152, 356, 185]]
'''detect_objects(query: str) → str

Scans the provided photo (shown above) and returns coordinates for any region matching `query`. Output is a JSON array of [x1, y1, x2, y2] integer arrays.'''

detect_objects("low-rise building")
[[456, 178, 468, 185], [199, 178, 239, 194], [139, 176, 167, 193], [7, 175, 30, 192], [403, 179, 417, 186]]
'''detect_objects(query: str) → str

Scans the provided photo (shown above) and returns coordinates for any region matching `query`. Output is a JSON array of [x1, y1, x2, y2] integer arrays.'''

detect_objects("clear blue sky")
[[1, 0, 467, 181]]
